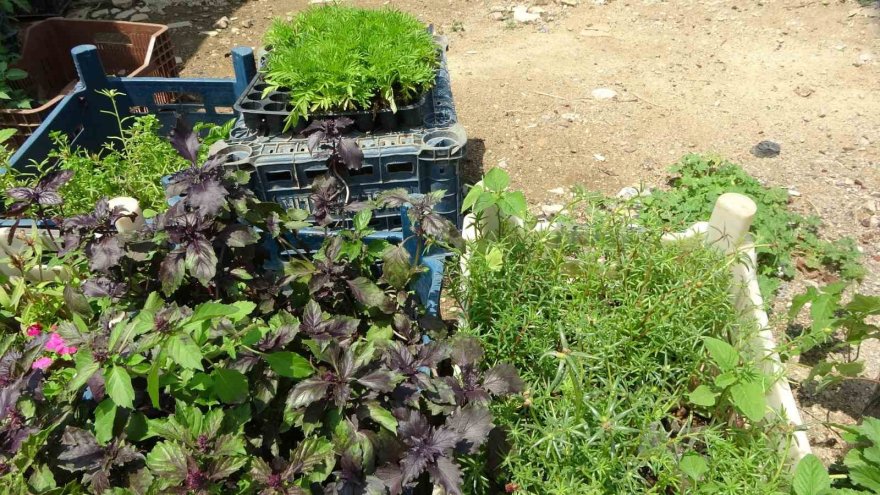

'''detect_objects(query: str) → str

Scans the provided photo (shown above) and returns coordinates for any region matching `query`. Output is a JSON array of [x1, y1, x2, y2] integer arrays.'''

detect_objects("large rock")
[[111, 0, 133, 8], [512, 5, 540, 23]]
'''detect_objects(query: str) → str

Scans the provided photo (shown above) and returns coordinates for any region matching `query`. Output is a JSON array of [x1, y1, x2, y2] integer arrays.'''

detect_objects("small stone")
[[497, 160, 509, 169], [561, 112, 580, 122], [561, 0, 579, 5], [214, 16, 230, 29], [490, 12, 505, 20], [794, 86, 814, 97], [489, 5, 507, 12], [90, 8, 109, 18], [200, 30, 220, 37], [110, 8, 120, 14], [593, 0, 606, 4], [541, 204, 564, 216], [593, 153, 606, 161], [617, 187, 640, 200], [129, 13, 149, 21], [167, 21, 193, 29], [308, 0, 332, 4], [528, 6, 545, 13], [787, 188, 801, 197], [241, 19, 254, 28], [114, 8, 136, 19], [174, 56, 183, 65], [548, 187, 566, 195], [856, 52, 873, 66], [750, 140, 781, 158], [513, 6, 540, 23], [111, 0, 133, 8], [231, 27, 241, 34], [591, 87, 618, 100], [137, 6, 151, 13]]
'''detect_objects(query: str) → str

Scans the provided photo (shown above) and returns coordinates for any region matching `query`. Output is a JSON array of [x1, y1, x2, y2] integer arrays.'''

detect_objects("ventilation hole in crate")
[[215, 106, 234, 114], [167, 92, 205, 104], [265, 170, 293, 184], [387, 162, 414, 174], [348, 165, 374, 177], [305, 168, 327, 180], [129, 106, 149, 114], [93, 32, 134, 46]]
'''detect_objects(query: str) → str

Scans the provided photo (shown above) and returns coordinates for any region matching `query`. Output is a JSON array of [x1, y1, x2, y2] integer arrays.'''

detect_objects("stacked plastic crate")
[[224, 37, 465, 231]]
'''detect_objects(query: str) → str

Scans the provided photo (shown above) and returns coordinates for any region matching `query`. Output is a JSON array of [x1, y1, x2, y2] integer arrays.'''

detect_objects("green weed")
[[639, 154, 865, 299]]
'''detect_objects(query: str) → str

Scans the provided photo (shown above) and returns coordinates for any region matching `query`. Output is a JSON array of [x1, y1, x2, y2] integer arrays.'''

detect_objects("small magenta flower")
[[32, 357, 53, 371], [26, 323, 42, 337], [45, 333, 77, 356]]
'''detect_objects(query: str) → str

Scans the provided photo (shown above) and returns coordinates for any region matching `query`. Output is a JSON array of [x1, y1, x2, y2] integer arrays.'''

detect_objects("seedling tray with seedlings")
[[235, 6, 445, 135]]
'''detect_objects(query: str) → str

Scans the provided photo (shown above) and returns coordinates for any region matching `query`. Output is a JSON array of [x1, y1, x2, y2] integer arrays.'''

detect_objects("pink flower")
[[32, 357, 53, 371], [26, 323, 42, 337], [45, 333, 77, 355], [45, 333, 65, 352]]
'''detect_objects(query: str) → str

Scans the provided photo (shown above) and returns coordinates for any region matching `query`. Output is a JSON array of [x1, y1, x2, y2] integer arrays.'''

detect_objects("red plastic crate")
[[0, 18, 178, 147]]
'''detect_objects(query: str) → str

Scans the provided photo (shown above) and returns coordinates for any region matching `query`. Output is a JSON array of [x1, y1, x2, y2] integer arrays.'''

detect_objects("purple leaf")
[[36, 190, 62, 206], [169, 116, 200, 165], [287, 377, 332, 409], [37, 169, 74, 192], [82, 277, 128, 299], [356, 370, 397, 393], [185, 237, 218, 285], [338, 139, 364, 170], [87, 371, 106, 402], [57, 427, 103, 472], [159, 248, 186, 295], [377, 189, 411, 208], [427, 457, 463, 495], [450, 337, 484, 367], [306, 130, 325, 154], [186, 179, 228, 217], [86, 236, 124, 273], [376, 464, 405, 495], [445, 405, 493, 454], [483, 363, 524, 396], [5, 187, 32, 201], [346, 277, 391, 311]]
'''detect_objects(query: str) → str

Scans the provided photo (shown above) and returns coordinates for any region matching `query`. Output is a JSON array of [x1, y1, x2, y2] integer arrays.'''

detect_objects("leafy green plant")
[[0, 52, 30, 110], [783, 283, 880, 392], [0, 90, 190, 216], [639, 154, 864, 298], [0, 121, 520, 494], [790, 427, 880, 495], [263, 6, 439, 126], [452, 168, 794, 493]]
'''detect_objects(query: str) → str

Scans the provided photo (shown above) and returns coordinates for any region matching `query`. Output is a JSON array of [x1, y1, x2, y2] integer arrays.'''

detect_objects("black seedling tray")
[[234, 74, 427, 135]]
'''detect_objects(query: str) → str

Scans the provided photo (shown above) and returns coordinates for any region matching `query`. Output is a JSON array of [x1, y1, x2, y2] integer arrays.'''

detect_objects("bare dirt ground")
[[140, 0, 880, 464]]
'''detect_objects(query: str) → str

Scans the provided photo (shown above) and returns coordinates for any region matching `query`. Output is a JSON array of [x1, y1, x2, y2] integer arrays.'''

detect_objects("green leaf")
[[846, 294, 880, 315], [485, 246, 503, 272], [0, 128, 15, 144], [483, 168, 510, 193], [146, 441, 188, 482], [347, 277, 390, 310], [835, 361, 864, 377], [687, 385, 717, 407], [190, 302, 241, 322], [810, 292, 838, 335], [212, 368, 248, 404], [472, 191, 497, 215], [165, 334, 203, 370], [264, 352, 314, 379], [353, 209, 372, 231], [5, 68, 26, 81], [147, 358, 160, 409], [366, 325, 392, 345], [792, 454, 830, 495], [713, 371, 737, 389], [498, 191, 527, 218], [461, 185, 484, 213], [105, 365, 135, 409], [729, 380, 765, 422], [69, 350, 100, 394], [382, 245, 415, 289], [28, 464, 56, 491], [366, 402, 397, 432], [94, 399, 117, 444], [679, 452, 708, 480], [702, 337, 739, 371]]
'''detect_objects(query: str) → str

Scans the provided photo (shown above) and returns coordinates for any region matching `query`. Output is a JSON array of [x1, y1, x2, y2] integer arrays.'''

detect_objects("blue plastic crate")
[[8, 44, 257, 171], [213, 123, 466, 230]]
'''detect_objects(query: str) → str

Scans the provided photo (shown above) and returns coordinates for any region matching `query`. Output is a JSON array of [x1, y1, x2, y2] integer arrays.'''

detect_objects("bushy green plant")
[[639, 154, 864, 298], [453, 169, 794, 493], [0, 50, 30, 110], [263, 6, 439, 126], [0, 91, 193, 216], [0, 121, 518, 494]]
